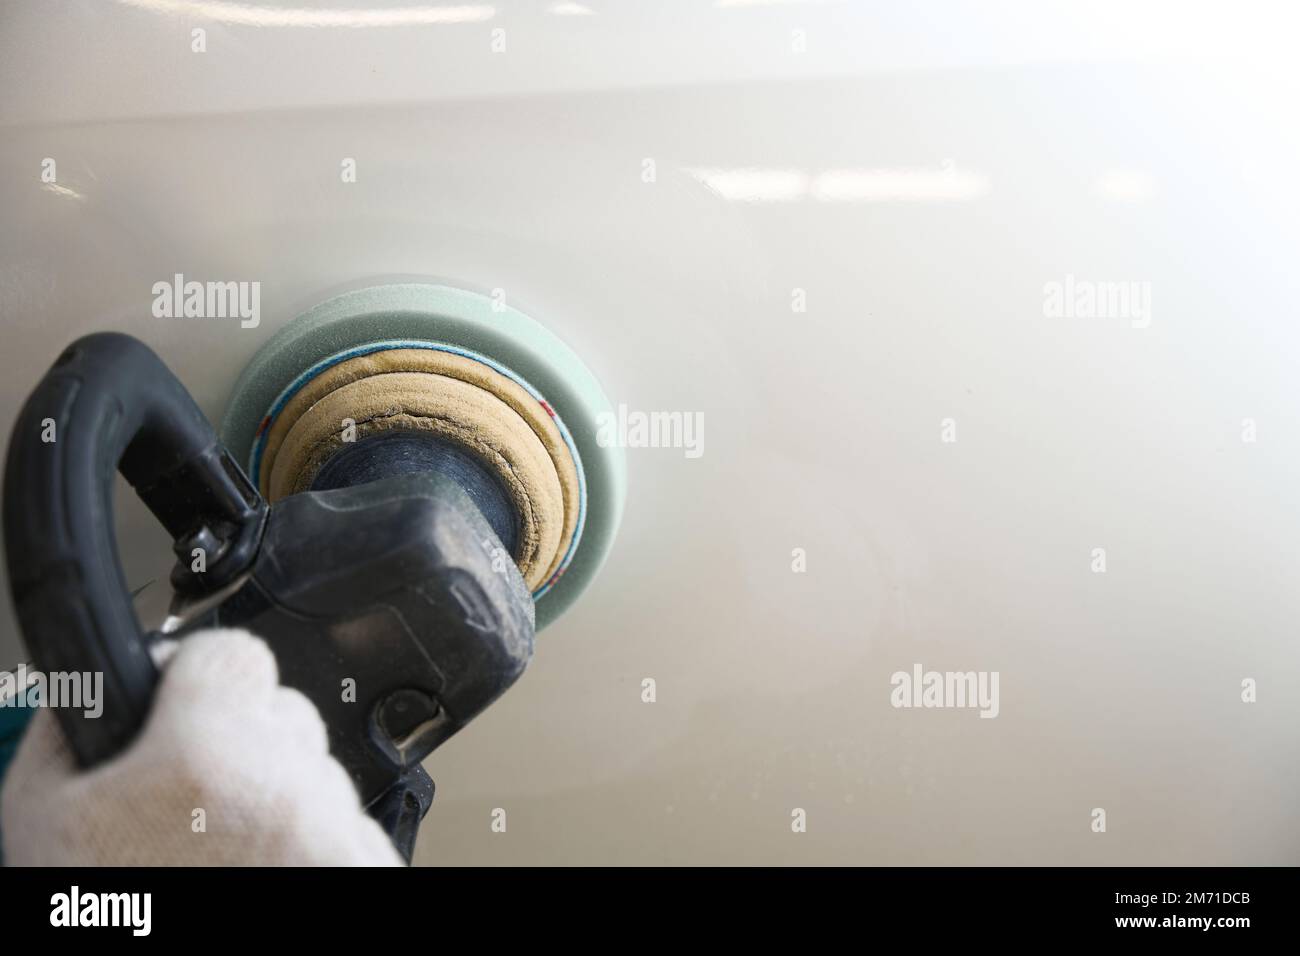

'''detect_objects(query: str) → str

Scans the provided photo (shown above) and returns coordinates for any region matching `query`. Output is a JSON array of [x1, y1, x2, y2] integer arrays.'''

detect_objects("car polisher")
[[1, 284, 624, 862]]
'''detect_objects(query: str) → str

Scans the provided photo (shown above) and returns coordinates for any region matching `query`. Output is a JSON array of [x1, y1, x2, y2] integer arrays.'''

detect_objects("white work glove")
[[0, 628, 401, 866]]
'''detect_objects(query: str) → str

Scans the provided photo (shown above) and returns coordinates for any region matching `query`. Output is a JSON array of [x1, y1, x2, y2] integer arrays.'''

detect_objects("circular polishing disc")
[[260, 352, 580, 593], [220, 284, 626, 631]]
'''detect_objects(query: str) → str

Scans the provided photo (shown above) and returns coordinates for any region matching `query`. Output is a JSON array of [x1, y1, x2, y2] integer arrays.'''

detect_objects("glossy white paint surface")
[[2, 1, 1299, 864]]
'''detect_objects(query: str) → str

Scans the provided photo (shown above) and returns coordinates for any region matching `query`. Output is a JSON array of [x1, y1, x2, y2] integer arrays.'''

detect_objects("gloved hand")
[[0, 628, 401, 866]]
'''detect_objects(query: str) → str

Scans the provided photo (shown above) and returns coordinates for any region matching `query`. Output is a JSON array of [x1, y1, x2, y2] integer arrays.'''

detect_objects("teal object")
[[222, 283, 625, 631], [0, 690, 36, 866], [0, 694, 33, 776]]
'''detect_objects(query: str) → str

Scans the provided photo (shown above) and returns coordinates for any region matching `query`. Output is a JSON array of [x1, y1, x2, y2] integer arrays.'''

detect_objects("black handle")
[[3, 333, 266, 767]]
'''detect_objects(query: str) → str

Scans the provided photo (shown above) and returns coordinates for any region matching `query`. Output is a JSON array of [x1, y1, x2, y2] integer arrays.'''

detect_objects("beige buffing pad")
[[259, 349, 581, 592]]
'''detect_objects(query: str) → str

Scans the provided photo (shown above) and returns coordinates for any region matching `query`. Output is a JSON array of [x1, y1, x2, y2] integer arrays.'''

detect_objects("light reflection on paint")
[[41, 183, 85, 201], [548, 1, 595, 15], [114, 0, 495, 27], [1092, 169, 1155, 202], [686, 165, 990, 203]]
